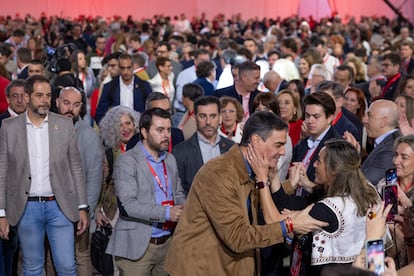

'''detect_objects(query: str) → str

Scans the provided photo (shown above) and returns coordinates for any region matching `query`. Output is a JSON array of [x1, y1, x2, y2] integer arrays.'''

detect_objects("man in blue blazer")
[[214, 61, 260, 119], [95, 54, 152, 124]]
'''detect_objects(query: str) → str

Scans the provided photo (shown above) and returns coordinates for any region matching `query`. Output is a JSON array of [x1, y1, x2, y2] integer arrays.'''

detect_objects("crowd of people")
[[0, 11, 413, 276]]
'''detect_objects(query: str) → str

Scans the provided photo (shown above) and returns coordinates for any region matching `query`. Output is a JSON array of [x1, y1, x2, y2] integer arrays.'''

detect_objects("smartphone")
[[383, 168, 398, 222], [366, 239, 385, 275]]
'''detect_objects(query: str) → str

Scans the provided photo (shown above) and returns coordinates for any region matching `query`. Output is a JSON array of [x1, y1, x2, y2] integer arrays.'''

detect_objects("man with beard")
[[0, 75, 88, 275], [56, 86, 103, 276], [172, 96, 234, 195], [106, 108, 186, 276]]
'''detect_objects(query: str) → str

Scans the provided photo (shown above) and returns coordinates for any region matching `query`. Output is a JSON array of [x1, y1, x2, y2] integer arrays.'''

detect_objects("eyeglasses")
[[221, 109, 236, 115], [10, 93, 27, 99]]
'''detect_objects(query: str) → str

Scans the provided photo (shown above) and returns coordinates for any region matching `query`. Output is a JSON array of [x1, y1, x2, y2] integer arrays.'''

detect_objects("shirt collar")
[[8, 107, 18, 117], [139, 141, 166, 163], [120, 76, 133, 87], [307, 125, 331, 149], [25, 111, 49, 126], [197, 131, 221, 146], [375, 129, 398, 147]]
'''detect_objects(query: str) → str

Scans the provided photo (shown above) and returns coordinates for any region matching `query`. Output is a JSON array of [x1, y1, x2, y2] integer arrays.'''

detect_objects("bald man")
[[262, 70, 286, 94], [362, 100, 401, 186]]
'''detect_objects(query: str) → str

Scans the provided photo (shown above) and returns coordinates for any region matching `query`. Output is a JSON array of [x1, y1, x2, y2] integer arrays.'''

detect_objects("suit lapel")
[[192, 135, 204, 167], [48, 113, 57, 166], [16, 115, 30, 167], [135, 145, 157, 198]]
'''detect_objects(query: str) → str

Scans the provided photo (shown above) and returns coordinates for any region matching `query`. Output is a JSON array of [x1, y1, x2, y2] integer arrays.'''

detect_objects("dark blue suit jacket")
[[214, 85, 259, 115], [0, 110, 10, 127], [362, 130, 401, 186], [193, 78, 215, 96], [172, 133, 234, 195], [332, 111, 360, 143], [95, 76, 152, 124], [17, 66, 28, 80], [342, 107, 363, 143], [292, 126, 341, 182]]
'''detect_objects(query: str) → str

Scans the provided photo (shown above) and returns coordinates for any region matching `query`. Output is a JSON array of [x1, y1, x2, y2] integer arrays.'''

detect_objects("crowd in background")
[[0, 11, 414, 276]]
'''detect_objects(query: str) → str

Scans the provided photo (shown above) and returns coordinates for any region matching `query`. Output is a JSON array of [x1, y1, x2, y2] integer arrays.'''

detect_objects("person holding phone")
[[376, 135, 414, 267]]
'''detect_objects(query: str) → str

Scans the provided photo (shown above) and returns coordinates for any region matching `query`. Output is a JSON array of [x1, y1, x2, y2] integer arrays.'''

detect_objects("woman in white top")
[[148, 56, 175, 100], [218, 96, 244, 143]]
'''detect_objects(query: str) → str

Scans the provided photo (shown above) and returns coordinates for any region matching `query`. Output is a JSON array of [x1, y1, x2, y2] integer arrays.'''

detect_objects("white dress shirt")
[[120, 76, 134, 109]]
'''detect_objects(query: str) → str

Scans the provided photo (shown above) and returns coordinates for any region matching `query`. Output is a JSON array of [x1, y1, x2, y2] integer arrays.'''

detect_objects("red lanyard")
[[382, 73, 401, 97], [302, 146, 317, 169], [146, 160, 169, 198], [220, 123, 237, 137], [331, 111, 342, 126], [119, 143, 126, 153], [161, 81, 170, 98], [179, 111, 194, 130]]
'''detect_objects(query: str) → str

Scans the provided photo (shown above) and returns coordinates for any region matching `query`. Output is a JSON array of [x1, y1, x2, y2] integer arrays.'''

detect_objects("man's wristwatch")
[[255, 180, 270, 189], [79, 206, 90, 212]]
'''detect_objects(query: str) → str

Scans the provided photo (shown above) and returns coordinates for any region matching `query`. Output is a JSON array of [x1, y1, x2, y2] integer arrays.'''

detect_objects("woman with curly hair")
[[344, 56, 367, 83], [95, 106, 141, 227]]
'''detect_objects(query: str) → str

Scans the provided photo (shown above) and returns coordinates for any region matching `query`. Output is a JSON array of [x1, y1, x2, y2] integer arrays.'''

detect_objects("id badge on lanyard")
[[162, 200, 176, 230]]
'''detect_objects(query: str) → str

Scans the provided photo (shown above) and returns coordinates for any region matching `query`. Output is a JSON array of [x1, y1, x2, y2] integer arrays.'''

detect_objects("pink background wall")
[[0, 0, 413, 22]]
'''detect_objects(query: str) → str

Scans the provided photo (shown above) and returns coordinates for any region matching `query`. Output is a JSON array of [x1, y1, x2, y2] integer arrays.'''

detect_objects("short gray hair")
[[99, 106, 140, 148]]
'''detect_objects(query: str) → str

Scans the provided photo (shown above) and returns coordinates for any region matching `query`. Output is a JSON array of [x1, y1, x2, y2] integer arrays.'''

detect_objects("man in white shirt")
[[95, 54, 153, 124], [312, 38, 339, 79], [0, 75, 88, 275], [173, 49, 210, 122]]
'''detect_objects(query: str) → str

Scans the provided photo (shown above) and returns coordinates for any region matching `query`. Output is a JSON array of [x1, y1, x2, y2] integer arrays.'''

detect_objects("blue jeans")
[[18, 200, 76, 276]]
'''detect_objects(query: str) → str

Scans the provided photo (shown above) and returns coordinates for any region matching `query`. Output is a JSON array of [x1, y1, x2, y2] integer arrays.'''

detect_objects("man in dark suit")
[[126, 92, 184, 151], [16, 47, 31, 80], [0, 75, 88, 275], [369, 53, 402, 101], [400, 41, 414, 75], [0, 79, 28, 127], [316, 81, 361, 143], [362, 99, 400, 186], [262, 70, 287, 94], [215, 61, 260, 121], [173, 96, 234, 195], [0, 79, 27, 276], [292, 92, 340, 184], [95, 53, 152, 124]]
